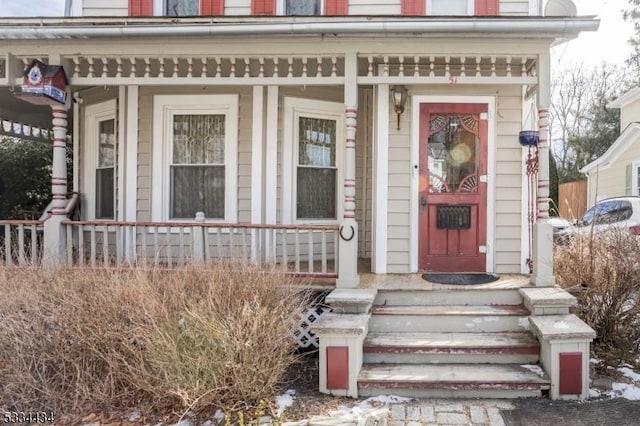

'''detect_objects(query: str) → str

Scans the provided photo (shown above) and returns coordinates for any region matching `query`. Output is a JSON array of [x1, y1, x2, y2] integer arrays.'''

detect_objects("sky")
[[0, 0, 636, 68]]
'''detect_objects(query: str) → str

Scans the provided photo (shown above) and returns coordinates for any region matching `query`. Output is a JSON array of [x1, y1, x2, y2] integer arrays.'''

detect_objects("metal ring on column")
[[339, 225, 355, 242]]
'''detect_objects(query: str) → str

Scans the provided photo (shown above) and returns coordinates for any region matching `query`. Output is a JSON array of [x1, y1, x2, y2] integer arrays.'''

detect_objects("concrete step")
[[363, 331, 540, 364], [375, 288, 523, 307], [358, 363, 550, 399], [369, 304, 531, 333]]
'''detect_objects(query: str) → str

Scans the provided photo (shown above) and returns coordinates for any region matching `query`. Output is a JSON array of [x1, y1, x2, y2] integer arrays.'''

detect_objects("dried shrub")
[[0, 264, 311, 418], [555, 229, 640, 363]]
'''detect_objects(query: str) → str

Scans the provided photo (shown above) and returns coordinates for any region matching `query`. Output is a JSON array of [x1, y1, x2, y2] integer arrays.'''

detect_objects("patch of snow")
[[518, 317, 530, 330], [213, 410, 225, 422], [618, 367, 640, 383], [609, 382, 640, 400], [589, 388, 602, 398], [276, 389, 296, 416], [169, 420, 192, 426], [125, 411, 141, 422], [362, 395, 413, 406], [553, 321, 570, 329], [521, 364, 545, 377], [590, 358, 602, 365]]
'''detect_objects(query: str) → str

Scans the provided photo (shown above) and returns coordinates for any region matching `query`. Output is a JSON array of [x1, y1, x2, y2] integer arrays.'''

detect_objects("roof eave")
[[0, 16, 600, 40]]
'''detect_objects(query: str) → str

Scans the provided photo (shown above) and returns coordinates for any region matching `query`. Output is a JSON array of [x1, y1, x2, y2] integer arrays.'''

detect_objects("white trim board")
[[410, 95, 496, 273], [82, 98, 118, 221]]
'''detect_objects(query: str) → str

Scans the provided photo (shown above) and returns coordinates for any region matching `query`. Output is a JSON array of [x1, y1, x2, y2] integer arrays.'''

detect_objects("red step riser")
[[363, 346, 540, 355]]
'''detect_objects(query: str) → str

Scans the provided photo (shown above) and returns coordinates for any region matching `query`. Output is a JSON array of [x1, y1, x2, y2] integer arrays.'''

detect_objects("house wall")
[[386, 85, 524, 274], [225, 0, 252, 15], [79, 0, 532, 16], [137, 86, 253, 223], [83, 0, 128, 16], [587, 139, 640, 207], [130, 85, 372, 256], [620, 99, 640, 130]]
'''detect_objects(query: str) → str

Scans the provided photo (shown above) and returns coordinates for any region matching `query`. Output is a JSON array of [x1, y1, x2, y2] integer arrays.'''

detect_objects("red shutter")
[[201, 0, 224, 15], [401, 0, 425, 16], [129, 0, 152, 16], [325, 0, 348, 15], [476, 0, 499, 16], [252, 0, 276, 15]]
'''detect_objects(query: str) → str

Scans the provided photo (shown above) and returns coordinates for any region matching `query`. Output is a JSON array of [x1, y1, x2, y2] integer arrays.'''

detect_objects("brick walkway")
[[283, 399, 515, 425]]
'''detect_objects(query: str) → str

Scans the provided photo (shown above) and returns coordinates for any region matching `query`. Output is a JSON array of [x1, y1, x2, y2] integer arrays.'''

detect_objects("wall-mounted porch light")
[[390, 85, 408, 131]]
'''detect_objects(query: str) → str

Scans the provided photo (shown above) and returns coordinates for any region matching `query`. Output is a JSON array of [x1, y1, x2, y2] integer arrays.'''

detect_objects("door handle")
[[420, 196, 427, 210]]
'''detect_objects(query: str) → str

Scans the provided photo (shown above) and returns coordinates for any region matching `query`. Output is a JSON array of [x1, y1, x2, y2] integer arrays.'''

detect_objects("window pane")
[[298, 117, 336, 167], [431, 0, 469, 15], [297, 167, 336, 219], [96, 168, 114, 219], [166, 0, 199, 16], [286, 0, 321, 15], [98, 119, 115, 168], [427, 113, 479, 193], [173, 114, 225, 165], [171, 165, 225, 219]]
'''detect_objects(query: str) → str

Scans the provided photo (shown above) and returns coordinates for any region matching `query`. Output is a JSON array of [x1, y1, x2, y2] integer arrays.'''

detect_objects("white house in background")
[[0, 0, 599, 401], [581, 86, 640, 203]]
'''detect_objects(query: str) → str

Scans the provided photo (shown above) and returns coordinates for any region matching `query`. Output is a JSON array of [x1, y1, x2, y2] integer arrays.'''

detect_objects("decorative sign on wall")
[[18, 60, 68, 106]]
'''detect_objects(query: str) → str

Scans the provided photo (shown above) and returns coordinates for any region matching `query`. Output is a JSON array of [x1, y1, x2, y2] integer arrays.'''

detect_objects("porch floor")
[[357, 259, 532, 290]]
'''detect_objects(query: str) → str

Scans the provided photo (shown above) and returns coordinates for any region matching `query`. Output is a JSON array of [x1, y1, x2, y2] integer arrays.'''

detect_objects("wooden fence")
[[558, 180, 587, 220]]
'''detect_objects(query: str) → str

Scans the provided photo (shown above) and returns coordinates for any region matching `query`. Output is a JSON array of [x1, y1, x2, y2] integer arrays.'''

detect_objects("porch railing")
[[61, 220, 339, 278], [0, 220, 43, 266]]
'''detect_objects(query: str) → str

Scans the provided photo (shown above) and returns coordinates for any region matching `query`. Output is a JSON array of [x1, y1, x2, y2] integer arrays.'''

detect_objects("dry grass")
[[0, 263, 312, 419], [555, 229, 640, 363]]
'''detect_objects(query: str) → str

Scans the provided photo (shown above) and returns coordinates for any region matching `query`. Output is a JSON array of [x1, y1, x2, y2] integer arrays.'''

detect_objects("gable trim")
[[581, 123, 640, 174]]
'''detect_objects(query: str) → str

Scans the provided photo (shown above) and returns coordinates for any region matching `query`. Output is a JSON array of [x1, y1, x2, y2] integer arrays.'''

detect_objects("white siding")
[[349, 0, 401, 15], [620, 99, 640, 130], [500, 0, 530, 16], [347, 0, 531, 16], [83, 0, 128, 16], [587, 141, 640, 205], [225, 0, 252, 15]]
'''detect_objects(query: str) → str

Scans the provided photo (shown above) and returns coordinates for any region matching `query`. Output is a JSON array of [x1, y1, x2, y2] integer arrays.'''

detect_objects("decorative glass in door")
[[427, 113, 479, 194]]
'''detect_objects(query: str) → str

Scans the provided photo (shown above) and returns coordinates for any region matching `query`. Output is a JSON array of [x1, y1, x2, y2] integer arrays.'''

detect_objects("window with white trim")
[[83, 99, 117, 220], [428, 0, 473, 15], [633, 161, 640, 196], [280, 0, 323, 15], [283, 98, 343, 223], [96, 118, 116, 219], [152, 95, 238, 222]]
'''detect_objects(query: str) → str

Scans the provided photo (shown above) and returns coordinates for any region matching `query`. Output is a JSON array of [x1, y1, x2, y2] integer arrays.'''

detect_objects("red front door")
[[418, 103, 488, 272]]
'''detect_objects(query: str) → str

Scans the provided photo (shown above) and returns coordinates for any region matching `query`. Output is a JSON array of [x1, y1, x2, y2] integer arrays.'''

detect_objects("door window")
[[427, 113, 479, 193]]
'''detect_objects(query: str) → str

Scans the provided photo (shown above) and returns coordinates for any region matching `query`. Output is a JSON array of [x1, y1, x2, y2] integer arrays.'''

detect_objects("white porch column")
[[43, 105, 69, 267], [337, 53, 359, 288], [531, 52, 555, 287]]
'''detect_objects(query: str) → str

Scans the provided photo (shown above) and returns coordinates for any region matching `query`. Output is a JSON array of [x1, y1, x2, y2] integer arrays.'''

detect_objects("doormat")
[[422, 273, 500, 285]]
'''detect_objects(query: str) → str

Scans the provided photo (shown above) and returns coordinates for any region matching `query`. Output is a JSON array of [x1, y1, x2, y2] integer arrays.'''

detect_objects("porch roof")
[[0, 16, 599, 41]]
